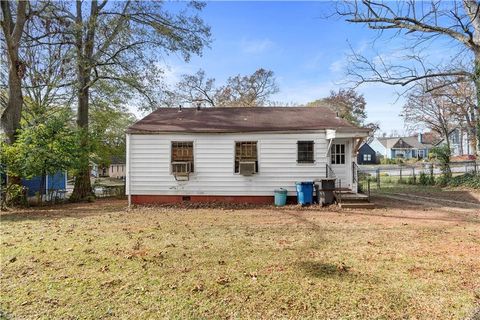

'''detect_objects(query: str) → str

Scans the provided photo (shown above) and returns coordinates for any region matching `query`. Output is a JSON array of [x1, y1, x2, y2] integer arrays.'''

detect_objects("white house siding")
[[109, 164, 126, 178], [128, 132, 331, 197], [369, 138, 387, 158]]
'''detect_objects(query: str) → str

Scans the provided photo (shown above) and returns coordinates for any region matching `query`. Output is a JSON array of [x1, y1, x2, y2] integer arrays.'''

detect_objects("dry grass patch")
[[1, 198, 479, 319]]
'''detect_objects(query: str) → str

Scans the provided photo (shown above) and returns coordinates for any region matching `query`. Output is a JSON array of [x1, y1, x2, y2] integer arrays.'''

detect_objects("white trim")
[[129, 128, 370, 136]]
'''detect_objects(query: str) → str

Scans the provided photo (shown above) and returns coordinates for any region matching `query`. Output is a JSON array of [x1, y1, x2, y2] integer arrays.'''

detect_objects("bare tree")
[[22, 12, 75, 120], [402, 81, 456, 150], [335, 0, 480, 154], [308, 88, 367, 126], [440, 79, 478, 152], [217, 68, 279, 107], [0, 0, 29, 144], [167, 68, 279, 108], [175, 69, 217, 107]]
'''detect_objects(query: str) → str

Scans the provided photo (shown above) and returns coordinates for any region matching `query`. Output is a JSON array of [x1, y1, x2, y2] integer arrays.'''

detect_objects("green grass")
[[1, 200, 479, 319], [447, 173, 480, 189]]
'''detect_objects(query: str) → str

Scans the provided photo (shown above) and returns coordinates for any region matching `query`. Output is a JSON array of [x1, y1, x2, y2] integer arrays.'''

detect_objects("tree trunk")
[[0, 0, 27, 144], [473, 55, 480, 156], [443, 128, 451, 152], [70, 82, 93, 201], [70, 0, 97, 202], [1, 60, 23, 144], [39, 172, 46, 204]]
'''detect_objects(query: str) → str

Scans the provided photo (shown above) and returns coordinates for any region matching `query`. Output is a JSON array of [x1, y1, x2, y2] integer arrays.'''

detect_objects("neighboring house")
[[90, 162, 99, 178], [369, 133, 435, 160], [436, 127, 474, 156], [126, 106, 370, 205], [357, 143, 377, 164], [109, 156, 126, 179]]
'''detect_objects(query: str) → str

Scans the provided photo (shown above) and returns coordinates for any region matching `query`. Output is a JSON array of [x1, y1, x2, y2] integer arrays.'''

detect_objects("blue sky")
[[159, 1, 420, 134]]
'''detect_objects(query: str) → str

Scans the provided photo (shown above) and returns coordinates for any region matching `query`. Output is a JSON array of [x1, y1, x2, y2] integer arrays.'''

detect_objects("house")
[[125, 106, 370, 205], [369, 133, 435, 160], [435, 127, 474, 157], [109, 156, 126, 179], [357, 143, 377, 164], [90, 162, 99, 178]]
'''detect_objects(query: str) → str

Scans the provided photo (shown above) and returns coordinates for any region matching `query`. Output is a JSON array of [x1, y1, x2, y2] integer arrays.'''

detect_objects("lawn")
[[1, 195, 479, 319]]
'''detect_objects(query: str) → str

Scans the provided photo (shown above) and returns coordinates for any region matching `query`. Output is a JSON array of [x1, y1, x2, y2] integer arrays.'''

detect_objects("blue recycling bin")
[[296, 182, 314, 206], [274, 188, 288, 206]]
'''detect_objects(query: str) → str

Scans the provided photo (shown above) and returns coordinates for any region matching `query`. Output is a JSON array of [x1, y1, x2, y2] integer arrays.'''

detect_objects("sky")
[[156, 1, 442, 135]]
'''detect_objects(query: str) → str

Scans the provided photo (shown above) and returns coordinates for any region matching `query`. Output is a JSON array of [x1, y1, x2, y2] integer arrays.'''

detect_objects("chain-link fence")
[[357, 161, 479, 193]]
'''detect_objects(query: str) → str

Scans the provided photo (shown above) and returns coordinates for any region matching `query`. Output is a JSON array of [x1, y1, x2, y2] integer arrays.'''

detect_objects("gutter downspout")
[[325, 138, 333, 157], [126, 133, 131, 208]]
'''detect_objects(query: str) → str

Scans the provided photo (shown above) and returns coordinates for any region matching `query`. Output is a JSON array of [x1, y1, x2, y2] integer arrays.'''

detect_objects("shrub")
[[447, 173, 480, 189], [430, 145, 452, 183], [419, 172, 435, 185], [419, 172, 428, 185], [435, 175, 449, 187], [406, 176, 415, 185]]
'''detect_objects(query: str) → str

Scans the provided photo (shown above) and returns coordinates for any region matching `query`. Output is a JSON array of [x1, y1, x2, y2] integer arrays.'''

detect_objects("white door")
[[329, 140, 352, 190]]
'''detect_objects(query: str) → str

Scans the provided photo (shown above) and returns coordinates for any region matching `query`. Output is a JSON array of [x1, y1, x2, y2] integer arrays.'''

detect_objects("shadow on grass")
[[298, 261, 352, 278], [0, 199, 127, 222]]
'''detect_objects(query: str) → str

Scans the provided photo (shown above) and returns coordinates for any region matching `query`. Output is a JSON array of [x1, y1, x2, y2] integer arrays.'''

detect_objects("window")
[[235, 141, 258, 173], [363, 154, 371, 161], [171, 141, 194, 174], [297, 141, 314, 163], [331, 144, 345, 164]]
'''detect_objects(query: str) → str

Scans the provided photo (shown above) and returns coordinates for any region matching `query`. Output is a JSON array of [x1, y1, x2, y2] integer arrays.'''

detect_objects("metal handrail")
[[326, 164, 335, 179], [352, 161, 358, 184]]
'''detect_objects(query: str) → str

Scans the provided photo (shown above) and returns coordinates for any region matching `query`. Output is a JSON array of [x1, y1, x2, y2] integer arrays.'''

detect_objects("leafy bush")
[[380, 158, 404, 165], [1, 183, 28, 209], [447, 173, 480, 189], [430, 145, 452, 183], [406, 176, 416, 185], [419, 172, 435, 185]]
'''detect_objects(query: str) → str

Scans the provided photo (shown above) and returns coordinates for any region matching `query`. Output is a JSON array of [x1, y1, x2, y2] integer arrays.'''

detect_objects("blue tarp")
[[22, 171, 67, 196]]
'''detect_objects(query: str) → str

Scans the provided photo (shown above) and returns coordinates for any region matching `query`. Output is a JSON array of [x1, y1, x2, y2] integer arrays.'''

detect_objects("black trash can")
[[319, 178, 336, 205]]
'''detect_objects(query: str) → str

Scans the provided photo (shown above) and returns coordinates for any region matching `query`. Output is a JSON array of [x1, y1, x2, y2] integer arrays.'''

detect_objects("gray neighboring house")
[[435, 127, 474, 157], [369, 133, 435, 160]]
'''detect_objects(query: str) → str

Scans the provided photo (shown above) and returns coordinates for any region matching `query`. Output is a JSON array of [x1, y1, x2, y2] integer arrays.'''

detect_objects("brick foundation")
[[131, 195, 297, 205]]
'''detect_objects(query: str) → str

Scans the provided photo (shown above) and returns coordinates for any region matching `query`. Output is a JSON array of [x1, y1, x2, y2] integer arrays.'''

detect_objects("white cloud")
[[240, 37, 275, 54], [329, 58, 347, 73], [157, 62, 198, 87], [273, 80, 335, 105]]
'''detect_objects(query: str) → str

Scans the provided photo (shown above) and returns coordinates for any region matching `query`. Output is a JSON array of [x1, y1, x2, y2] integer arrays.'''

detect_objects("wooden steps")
[[339, 202, 376, 209], [335, 192, 376, 209]]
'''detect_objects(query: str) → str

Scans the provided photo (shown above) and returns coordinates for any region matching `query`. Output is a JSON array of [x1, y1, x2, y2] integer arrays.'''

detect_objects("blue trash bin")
[[296, 182, 314, 206], [274, 188, 288, 206]]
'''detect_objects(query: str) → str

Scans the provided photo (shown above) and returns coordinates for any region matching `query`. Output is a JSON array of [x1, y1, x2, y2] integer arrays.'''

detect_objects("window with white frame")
[[171, 141, 194, 174], [363, 154, 371, 161], [331, 144, 346, 164]]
